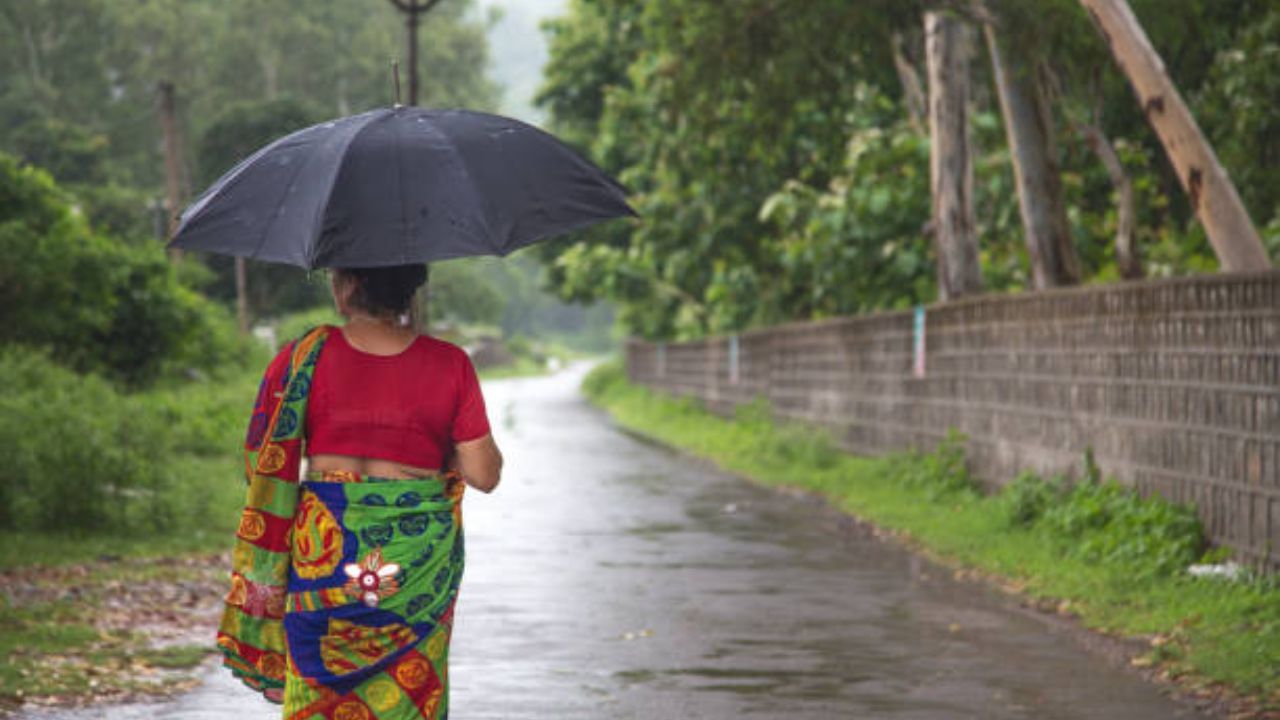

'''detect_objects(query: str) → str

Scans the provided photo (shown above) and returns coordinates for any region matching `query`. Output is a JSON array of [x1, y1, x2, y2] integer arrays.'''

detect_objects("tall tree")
[[984, 22, 1081, 288], [926, 10, 983, 299], [1078, 0, 1269, 271]]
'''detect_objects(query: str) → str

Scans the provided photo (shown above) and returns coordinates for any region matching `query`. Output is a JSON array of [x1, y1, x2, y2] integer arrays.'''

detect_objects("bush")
[[0, 345, 257, 536], [581, 359, 625, 401], [998, 471, 1064, 528], [0, 348, 172, 532], [887, 430, 978, 500], [0, 154, 246, 387], [1041, 477, 1204, 575], [996, 454, 1205, 577]]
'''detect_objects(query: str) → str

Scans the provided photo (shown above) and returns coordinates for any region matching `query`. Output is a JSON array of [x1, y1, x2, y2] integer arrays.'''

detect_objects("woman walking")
[[218, 264, 502, 720]]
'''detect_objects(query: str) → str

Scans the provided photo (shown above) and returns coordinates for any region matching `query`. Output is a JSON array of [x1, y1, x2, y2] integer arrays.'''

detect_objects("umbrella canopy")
[[170, 107, 634, 269]]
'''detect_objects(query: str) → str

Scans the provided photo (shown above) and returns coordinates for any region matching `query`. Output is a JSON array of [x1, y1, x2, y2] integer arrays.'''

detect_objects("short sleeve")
[[451, 352, 491, 443]]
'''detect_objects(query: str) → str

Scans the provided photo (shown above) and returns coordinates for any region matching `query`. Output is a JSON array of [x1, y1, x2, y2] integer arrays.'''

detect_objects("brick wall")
[[626, 271, 1280, 570]]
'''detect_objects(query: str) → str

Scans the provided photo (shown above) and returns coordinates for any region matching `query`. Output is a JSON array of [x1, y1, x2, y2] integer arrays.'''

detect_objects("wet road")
[[27, 365, 1197, 719]]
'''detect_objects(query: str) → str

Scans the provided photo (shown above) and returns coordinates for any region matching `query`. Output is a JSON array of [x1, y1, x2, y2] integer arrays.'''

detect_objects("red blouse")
[[259, 327, 490, 469]]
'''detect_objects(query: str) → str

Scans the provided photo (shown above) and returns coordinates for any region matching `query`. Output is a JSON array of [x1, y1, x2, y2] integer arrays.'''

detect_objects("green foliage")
[[428, 261, 505, 327], [198, 97, 321, 185], [992, 444, 1204, 577], [195, 97, 330, 319], [1197, 6, 1280, 239], [1040, 476, 1205, 577], [541, 0, 1280, 338], [580, 357, 625, 400], [993, 457, 1204, 577], [732, 399, 843, 471], [540, 0, 915, 339], [70, 182, 160, 240], [0, 0, 498, 190], [0, 153, 246, 386], [0, 347, 159, 532], [758, 97, 935, 319], [998, 471, 1065, 528], [0, 343, 255, 537], [886, 430, 980, 500], [6, 115, 109, 186]]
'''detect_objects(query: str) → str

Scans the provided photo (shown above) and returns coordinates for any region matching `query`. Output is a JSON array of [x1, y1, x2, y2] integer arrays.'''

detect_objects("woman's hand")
[[453, 434, 502, 493]]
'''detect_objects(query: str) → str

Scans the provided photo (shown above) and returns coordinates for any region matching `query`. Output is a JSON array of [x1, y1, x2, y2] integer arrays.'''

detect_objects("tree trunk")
[[157, 81, 185, 260], [926, 11, 983, 300], [1076, 120, 1142, 279], [1078, 0, 1269, 271], [892, 32, 927, 134], [984, 25, 1081, 289]]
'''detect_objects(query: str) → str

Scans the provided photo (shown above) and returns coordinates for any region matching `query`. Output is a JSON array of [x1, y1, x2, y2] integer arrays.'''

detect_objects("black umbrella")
[[170, 107, 634, 269]]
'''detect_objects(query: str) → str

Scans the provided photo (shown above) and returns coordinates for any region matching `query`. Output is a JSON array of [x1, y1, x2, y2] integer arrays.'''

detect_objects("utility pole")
[[387, 0, 446, 105], [157, 81, 189, 260], [388, 0, 445, 334]]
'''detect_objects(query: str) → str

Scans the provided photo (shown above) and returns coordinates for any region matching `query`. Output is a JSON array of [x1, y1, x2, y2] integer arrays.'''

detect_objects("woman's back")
[[303, 326, 490, 475]]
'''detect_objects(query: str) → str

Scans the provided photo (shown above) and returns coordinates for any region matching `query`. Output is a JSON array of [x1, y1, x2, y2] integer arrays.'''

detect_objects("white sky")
[[475, 0, 569, 125]]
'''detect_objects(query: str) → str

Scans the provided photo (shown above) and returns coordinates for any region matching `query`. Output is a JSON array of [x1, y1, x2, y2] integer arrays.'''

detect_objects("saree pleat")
[[218, 327, 465, 720]]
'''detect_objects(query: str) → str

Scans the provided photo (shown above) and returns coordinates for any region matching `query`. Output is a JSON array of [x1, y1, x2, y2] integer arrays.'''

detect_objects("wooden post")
[[1078, 0, 1269, 271], [984, 25, 1081, 289], [235, 258, 250, 334], [157, 81, 186, 259], [926, 11, 983, 300]]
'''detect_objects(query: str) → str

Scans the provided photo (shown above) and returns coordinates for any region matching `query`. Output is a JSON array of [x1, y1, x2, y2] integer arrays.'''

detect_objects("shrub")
[[888, 430, 978, 500], [1000, 451, 1206, 577], [1041, 477, 1204, 575], [998, 471, 1064, 528], [0, 154, 246, 387], [0, 348, 172, 532], [0, 346, 255, 536]]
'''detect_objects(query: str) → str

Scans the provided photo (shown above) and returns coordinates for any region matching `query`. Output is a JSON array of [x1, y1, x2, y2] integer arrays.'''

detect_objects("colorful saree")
[[218, 327, 465, 720]]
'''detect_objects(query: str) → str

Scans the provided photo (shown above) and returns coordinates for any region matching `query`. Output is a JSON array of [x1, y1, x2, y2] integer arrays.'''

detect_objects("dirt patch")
[[0, 553, 229, 712]]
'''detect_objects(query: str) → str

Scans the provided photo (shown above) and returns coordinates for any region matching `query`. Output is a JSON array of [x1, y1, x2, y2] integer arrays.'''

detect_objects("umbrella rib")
[[427, 118, 496, 252], [247, 139, 322, 264], [302, 119, 374, 269], [394, 111, 410, 263]]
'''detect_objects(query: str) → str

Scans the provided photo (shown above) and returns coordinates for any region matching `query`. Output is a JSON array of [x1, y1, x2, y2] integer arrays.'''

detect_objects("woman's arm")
[[452, 434, 502, 493]]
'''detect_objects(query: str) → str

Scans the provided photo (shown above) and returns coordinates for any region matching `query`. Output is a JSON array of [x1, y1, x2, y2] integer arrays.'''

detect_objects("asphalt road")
[[26, 365, 1199, 719]]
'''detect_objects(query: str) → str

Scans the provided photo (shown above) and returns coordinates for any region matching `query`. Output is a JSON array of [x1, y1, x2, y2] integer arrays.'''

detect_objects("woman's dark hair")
[[334, 264, 428, 317]]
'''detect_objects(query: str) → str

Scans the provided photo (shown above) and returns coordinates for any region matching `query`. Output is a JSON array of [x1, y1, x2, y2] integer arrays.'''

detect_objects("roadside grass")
[[477, 356, 554, 380], [583, 361, 1280, 708], [0, 361, 254, 707], [0, 364, 256, 569]]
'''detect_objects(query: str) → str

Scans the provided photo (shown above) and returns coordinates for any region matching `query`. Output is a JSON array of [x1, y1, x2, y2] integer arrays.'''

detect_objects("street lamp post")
[[387, 0, 446, 106]]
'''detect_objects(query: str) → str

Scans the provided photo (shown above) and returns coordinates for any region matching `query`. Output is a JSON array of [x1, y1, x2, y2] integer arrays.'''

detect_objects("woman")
[[217, 264, 502, 720]]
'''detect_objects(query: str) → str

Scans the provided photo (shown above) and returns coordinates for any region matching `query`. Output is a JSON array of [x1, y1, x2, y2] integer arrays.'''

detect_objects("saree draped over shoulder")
[[218, 327, 466, 720]]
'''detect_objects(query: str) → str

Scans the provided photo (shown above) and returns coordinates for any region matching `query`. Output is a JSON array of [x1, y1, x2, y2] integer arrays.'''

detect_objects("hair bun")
[[340, 265, 428, 316]]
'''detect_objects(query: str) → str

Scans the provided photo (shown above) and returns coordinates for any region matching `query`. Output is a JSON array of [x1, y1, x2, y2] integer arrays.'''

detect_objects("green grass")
[[477, 355, 553, 380], [583, 361, 1280, 706], [0, 362, 250, 704]]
